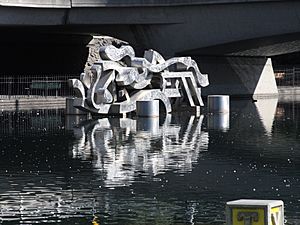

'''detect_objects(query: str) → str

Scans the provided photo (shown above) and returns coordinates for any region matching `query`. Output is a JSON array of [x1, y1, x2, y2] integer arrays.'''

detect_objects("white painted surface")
[[254, 58, 278, 96], [254, 98, 278, 136]]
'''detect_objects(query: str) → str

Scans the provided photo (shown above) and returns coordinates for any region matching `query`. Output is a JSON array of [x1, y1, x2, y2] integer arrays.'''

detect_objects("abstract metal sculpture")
[[69, 45, 209, 114]]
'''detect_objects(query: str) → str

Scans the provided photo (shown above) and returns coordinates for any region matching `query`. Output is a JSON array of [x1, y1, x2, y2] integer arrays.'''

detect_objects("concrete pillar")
[[137, 117, 160, 135], [208, 95, 230, 113], [197, 56, 278, 99], [207, 95, 230, 131], [66, 97, 87, 115], [136, 100, 159, 117], [207, 113, 230, 132]]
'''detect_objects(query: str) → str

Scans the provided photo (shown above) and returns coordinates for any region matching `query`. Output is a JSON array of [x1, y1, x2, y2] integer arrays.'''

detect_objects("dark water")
[[0, 99, 300, 225]]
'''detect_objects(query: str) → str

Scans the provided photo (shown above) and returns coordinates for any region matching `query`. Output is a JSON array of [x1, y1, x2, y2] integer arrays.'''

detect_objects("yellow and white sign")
[[271, 206, 283, 225], [226, 199, 284, 225]]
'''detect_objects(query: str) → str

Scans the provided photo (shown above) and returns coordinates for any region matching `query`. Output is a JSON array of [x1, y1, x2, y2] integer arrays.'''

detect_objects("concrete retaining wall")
[[0, 97, 66, 111], [278, 86, 300, 95]]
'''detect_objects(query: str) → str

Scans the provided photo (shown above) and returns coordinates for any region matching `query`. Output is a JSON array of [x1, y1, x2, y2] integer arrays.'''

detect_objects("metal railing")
[[274, 67, 300, 87], [0, 74, 79, 99]]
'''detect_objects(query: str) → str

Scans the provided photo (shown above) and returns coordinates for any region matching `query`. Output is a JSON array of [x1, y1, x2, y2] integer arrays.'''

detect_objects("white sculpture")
[[69, 44, 209, 114]]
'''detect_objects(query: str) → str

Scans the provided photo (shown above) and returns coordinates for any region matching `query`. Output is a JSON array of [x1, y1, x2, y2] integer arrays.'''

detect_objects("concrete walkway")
[[0, 97, 66, 111]]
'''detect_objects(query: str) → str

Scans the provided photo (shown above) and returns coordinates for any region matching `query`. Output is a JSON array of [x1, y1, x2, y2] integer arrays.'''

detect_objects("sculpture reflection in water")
[[69, 44, 209, 115], [71, 114, 209, 187]]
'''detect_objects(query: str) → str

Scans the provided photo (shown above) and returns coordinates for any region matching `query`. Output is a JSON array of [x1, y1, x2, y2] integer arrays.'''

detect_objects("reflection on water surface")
[[71, 115, 208, 187], [0, 99, 300, 225]]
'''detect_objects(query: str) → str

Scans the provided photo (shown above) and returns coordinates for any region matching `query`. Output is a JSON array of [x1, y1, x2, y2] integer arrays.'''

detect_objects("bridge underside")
[[1, 26, 300, 70], [0, 29, 91, 75], [0, 0, 300, 98]]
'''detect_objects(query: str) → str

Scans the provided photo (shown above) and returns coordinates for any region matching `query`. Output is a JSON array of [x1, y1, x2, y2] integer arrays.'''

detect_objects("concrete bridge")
[[0, 0, 299, 98]]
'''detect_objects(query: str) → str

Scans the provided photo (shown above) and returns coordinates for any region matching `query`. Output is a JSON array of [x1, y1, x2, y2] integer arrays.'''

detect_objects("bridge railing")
[[274, 67, 300, 87], [0, 74, 78, 99]]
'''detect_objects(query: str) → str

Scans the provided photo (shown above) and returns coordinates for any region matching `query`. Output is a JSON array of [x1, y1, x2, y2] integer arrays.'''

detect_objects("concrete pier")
[[207, 113, 230, 132], [208, 95, 230, 113], [65, 97, 87, 115], [199, 57, 278, 99], [136, 100, 159, 117]]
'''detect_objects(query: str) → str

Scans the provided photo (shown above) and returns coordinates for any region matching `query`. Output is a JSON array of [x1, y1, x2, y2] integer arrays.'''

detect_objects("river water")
[[0, 98, 300, 225]]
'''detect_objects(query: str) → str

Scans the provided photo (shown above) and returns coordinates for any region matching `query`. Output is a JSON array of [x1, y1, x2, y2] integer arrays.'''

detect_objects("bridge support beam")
[[197, 56, 278, 99]]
